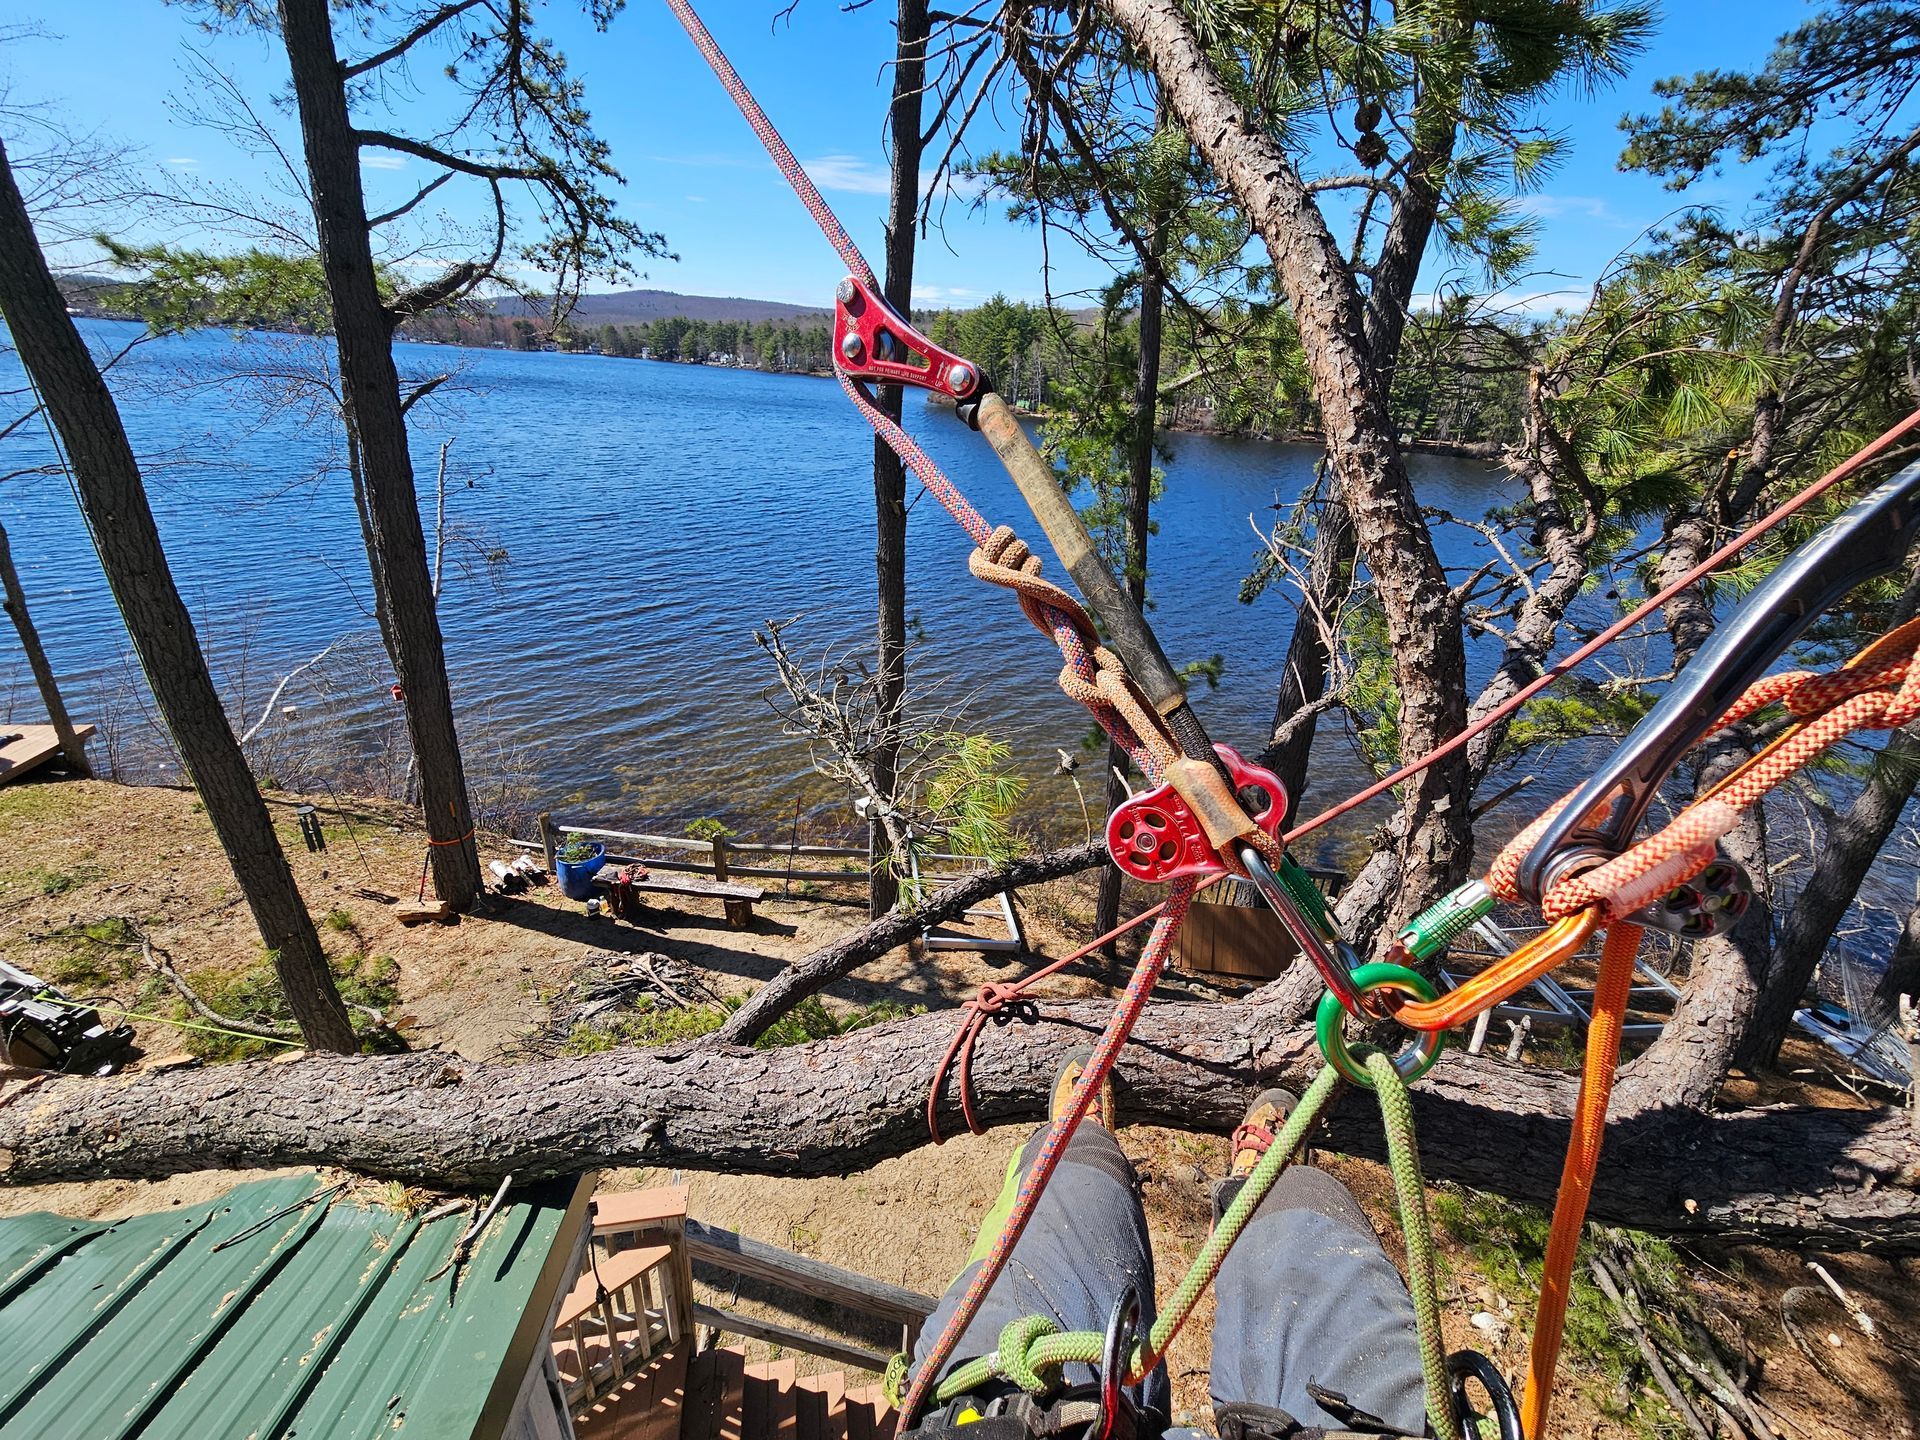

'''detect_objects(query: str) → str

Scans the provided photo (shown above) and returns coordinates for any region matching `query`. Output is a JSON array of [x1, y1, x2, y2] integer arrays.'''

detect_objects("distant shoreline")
[[72, 311, 1501, 458]]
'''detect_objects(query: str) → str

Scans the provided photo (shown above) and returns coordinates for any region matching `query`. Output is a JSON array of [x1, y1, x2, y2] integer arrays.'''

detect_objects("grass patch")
[[39, 916, 140, 988], [1429, 1186, 1689, 1432], [168, 952, 402, 1062], [323, 908, 357, 933], [28, 866, 91, 898], [562, 994, 921, 1056]]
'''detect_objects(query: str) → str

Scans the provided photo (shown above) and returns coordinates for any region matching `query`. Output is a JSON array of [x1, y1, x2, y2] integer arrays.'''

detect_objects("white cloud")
[[801, 154, 986, 203], [686, 194, 707, 203], [913, 284, 978, 304], [1410, 285, 1589, 318], [364, 154, 408, 171], [802, 154, 890, 195], [1513, 194, 1626, 225], [161, 157, 198, 168]]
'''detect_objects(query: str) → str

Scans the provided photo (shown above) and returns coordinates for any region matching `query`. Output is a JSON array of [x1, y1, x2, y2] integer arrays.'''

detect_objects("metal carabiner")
[[1094, 1285, 1142, 1440], [1238, 846, 1383, 1017], [1447, 1350, 1523, 1440], [1516, 460, 1920, 906]]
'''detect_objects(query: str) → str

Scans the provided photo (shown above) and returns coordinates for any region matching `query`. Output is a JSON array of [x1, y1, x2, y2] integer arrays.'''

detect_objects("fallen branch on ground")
[[711, 839, 1107, 1046]]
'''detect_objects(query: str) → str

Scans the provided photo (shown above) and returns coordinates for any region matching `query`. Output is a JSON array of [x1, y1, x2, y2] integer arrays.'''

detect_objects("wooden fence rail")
[[683, 1218, 937, 1372]]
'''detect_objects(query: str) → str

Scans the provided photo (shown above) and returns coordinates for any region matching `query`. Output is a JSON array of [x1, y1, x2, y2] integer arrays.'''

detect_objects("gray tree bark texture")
[[1093, 0, 1472, 934], [1743, 724, 1920, 1067], [715, 840, 1105, 1045], [0, 521, 90, 777], [0, 137, 356, 1053], [3, 993, 1916, 1250], [866, 0, 929, 919], [277, 0, 482, 909], [1263, 76, 1452, 828], [1096, 132, 1169, 959]]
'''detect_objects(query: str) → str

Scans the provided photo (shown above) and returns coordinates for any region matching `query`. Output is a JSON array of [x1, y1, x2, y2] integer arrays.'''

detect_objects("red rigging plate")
[[1106, 745, 1288, 884], [833, 274, 982, 399]]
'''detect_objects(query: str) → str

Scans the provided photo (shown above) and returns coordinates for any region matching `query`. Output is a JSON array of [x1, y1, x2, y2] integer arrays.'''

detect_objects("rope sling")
[[661, 4, 1920, 1435]]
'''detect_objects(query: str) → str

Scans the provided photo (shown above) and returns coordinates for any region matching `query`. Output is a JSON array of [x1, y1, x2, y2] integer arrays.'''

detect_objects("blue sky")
[[4, 1, 1809, 312]]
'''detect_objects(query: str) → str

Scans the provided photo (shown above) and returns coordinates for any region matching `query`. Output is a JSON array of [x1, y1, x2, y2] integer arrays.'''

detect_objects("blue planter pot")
[[555, 843, 607, 900]]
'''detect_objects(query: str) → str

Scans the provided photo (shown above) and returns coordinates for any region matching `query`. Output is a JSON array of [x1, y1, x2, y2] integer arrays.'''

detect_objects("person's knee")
[[1257, 1164, 1374, 1236]]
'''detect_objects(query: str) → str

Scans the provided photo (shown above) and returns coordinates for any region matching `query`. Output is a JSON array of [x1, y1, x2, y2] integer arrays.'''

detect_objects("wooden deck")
[[571, 1343, 898, 1440], [0, 724, 93, 785]]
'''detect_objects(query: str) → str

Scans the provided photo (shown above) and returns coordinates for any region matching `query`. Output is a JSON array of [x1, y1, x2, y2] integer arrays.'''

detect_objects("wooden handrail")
[[691, 1303, 895, 1373], [684, 1220, 936, 1328]]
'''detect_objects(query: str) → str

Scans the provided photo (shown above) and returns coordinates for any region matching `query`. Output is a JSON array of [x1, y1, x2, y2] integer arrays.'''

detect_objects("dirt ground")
[[0, 776, 1915, 1439]]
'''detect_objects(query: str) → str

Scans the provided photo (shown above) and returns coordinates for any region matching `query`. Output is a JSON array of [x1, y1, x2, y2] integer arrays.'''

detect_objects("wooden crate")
[[1174, 877, 1302, 979]]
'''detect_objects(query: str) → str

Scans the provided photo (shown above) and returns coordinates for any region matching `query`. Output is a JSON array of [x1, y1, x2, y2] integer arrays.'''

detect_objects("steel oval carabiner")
[[1516, 460, 1920, 906]]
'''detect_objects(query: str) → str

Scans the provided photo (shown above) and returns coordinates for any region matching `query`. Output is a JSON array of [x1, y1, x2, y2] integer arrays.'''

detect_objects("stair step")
[[573, 1341, 690, 1440]]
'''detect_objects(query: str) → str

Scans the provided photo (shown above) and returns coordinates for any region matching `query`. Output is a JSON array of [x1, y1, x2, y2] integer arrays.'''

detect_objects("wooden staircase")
[[557, 1188, 920, 1440]]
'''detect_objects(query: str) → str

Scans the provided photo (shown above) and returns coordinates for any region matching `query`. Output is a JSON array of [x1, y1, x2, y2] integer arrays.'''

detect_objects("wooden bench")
[[596, 870, 765, 929]]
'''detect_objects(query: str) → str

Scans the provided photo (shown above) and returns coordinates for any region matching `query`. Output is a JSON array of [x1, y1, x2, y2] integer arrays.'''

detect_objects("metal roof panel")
[[0, 1171, 586, 1440]]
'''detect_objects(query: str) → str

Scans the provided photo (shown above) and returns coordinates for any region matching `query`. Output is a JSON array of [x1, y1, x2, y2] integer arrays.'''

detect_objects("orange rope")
[[1283, 407, 1920, 846], [1520, 921, 1642, 1440]]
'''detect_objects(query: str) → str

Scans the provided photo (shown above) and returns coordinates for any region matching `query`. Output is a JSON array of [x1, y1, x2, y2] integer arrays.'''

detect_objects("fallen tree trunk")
[[3, 994, 1915, 1250], [714, 840, 1107, 1045]]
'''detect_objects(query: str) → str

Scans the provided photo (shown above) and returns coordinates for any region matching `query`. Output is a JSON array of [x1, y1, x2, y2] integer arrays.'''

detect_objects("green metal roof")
[[0, 1170, 590, 1440]]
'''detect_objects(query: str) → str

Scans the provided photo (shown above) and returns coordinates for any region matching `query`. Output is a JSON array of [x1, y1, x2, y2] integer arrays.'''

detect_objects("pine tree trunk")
[[1261, 497, 1354, 806], [0, 521, 90, 777], [1095, 134, 1168, 958], [867, 0, 929, 918], [7, 992, 1920, 1250], [0, 137, 355, 1053], [1742, 724, 1920, 1066], [277, 0, 481, 909]]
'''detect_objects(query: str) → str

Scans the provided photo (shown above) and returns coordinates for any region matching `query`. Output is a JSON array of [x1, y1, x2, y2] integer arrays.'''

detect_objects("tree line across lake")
[[397, 292, 1524, 446]]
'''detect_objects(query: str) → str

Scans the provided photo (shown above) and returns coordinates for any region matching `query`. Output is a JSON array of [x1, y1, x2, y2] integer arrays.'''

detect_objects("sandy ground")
[[0, 776, 1915, 1438]]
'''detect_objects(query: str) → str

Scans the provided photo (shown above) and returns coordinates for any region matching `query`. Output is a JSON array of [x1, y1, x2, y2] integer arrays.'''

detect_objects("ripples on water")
[[0, 321, 1608, 864]]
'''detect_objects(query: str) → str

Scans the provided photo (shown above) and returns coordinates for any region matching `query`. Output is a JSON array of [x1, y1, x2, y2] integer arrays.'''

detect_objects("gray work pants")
[[911, 1124, 1426, 1435]]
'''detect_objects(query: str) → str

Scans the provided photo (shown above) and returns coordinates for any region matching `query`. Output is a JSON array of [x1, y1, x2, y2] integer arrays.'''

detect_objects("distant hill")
[[489, 288, 831, 327]]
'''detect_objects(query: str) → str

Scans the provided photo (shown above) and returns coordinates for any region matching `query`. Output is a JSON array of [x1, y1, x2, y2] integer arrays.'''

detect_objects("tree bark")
[[1262, 99, 1450, 822], [4, 993, 1917, 1249], [0, 520, 90, 776], [1743, 724, 1920, 1067], [277, 0, 482, 908], [716, 840, 1105, 1045], [0, 137, 355, 1053], [1094, 0, 1472, 932], [867, 0, 930, 918], [1096, 115, 1169, 959]]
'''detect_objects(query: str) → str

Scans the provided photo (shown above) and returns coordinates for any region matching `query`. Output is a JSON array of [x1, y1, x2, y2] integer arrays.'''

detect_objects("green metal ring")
[[1315, 962, 1446, 1089]]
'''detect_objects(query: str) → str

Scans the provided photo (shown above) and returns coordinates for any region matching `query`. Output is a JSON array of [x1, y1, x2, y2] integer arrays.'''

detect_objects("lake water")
[[0, 320, 1663, 863]]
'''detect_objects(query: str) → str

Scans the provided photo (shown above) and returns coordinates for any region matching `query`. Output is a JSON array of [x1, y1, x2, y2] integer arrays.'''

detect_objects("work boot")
[[1214, 1086, 1300, 1225], [1050, 1045, 1116, 1131], [1230, 1087, 1300, 1179]]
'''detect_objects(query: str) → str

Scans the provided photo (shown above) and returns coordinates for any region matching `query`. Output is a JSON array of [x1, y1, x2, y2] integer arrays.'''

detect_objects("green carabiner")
[[1316, 962, 1446, 1089]]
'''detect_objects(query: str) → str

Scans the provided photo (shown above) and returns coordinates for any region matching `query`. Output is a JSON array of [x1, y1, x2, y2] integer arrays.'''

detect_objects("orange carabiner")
[[1390, 911, 1600, 1032]]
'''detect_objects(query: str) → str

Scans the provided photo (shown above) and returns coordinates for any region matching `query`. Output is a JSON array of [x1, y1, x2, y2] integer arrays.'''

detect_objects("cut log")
[[2, 995, 1917, 1250]]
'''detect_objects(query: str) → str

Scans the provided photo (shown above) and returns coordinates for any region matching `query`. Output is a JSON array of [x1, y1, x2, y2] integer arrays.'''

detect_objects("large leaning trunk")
[[0, 137, 355, 1053], [3, 995, 1916, 1251], [1093, 0, 1473, 936], [276, 0, 483, 909]]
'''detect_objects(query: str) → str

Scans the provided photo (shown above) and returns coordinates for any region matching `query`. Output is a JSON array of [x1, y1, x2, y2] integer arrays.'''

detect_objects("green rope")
[[32, 990, 303, 1048], [932, 1065, 1342, 1402], [925, 1060, 1460, 1440], [1365, 1049, 1461, 1440]]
